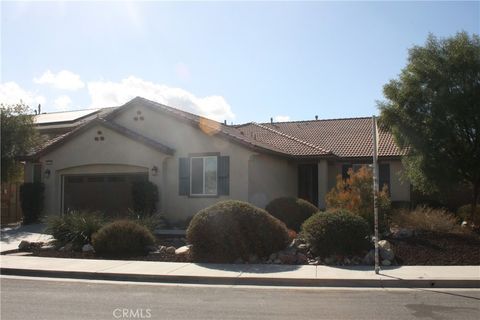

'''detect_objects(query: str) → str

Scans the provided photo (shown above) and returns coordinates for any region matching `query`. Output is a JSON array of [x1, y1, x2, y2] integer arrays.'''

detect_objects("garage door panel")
[[63, 173, 148, 216]]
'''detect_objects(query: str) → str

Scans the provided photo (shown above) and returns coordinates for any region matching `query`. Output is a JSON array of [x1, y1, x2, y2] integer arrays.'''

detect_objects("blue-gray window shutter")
[[179, 157, 190, 196], [218, 156, 230, 196]]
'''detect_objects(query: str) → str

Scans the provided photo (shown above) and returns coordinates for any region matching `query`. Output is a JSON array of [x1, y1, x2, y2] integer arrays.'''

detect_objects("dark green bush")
[[301, 209, 370, 256], [131, 181, 159, 216], [92, 220, 156, 257], [45, 211, 105, 250], [19, 182, 44, 224], [265, 197, 319, 232], [187, 200, 290, 263]]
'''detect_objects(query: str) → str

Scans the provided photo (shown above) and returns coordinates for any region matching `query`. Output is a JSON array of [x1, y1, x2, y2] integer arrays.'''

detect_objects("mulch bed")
[[387, 231, 480, 265]]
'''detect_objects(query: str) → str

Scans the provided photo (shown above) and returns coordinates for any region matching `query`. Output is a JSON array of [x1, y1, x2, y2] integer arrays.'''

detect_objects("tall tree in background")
[[379, 32, 480, 221], [1, 103, 39, 182]]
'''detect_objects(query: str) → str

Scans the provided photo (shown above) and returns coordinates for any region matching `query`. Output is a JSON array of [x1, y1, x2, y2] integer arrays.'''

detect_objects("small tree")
[[326, 166, 391, 230], [378, 32, 480, 221], [1, 103, 39, 182]]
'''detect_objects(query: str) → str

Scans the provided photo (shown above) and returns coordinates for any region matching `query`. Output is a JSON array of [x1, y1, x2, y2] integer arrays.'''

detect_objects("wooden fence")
[[1, 183, 22, 225]]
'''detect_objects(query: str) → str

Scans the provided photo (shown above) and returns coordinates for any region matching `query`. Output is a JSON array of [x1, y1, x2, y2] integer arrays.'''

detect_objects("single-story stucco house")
[[23, 96, 410, 222]]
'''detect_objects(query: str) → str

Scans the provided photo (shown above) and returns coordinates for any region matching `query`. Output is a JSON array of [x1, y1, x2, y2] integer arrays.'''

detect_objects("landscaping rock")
[[378, 240, 392, 250], [297, 244, 308, 253], [59, 243, 73, 252], [390, 227, 414, 239], [175, 245, 191, 256], [382, 259, 392, 266], [18, 241, 31, 251], [171, 238, 186, 248], [82, 244, 95, 253], [296, 253, 308, 264], [278, 251, 297, 264], [158, 246, 167, 253], [363, 249, 375, 265], [145, 245, 158, 252], [39, 244, 56, 251], [166, 246, 176, 254], [248, 254, 259, 263], [379, 240, 395, 261]]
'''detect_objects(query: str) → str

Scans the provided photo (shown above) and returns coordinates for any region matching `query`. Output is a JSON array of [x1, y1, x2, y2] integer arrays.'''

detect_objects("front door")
[[298, 164, 318, 206]]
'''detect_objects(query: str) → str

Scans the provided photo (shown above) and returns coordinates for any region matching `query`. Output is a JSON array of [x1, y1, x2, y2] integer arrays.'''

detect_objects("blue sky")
[[1, 1, 479, 124]]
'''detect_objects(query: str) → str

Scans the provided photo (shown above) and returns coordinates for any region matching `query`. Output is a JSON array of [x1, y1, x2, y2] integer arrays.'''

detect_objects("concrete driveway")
[[0, 224, 52, 252]]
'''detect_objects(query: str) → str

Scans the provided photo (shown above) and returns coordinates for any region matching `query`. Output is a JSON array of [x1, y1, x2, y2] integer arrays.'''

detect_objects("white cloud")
[[87, 76, 235, 121], [274, 115, 291, 122], [0, 81, 46, 107], [34, 70, 85, 90], [54, 95, 72, 111]]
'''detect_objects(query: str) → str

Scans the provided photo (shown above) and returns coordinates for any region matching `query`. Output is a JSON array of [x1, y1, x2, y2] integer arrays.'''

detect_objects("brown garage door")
[[63, 173, 148, 216]]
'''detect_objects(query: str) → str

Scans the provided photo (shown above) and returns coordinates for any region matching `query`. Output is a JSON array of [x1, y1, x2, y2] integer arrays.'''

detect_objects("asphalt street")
[[1, 277, 479, 320]]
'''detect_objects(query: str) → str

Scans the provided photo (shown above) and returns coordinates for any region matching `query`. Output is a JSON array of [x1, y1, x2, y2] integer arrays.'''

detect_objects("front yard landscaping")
[[3, 165, 478, 266]]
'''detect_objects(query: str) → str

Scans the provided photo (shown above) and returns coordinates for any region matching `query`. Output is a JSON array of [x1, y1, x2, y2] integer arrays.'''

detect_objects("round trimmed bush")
[[301, 209, 370, 256], [92, 220, 156, 257], [187, 200, 290, 263], [265, 197, 319, 231]]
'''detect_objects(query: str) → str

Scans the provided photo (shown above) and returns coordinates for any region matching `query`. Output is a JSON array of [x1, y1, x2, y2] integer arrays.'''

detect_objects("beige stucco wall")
[[32, 100, 411, 222], [37, 124, 168, 215], [319, 160, 411, 208], [386, 160, 410, 202], [248, 154, 297, 209], [112, 104, 261, 221]]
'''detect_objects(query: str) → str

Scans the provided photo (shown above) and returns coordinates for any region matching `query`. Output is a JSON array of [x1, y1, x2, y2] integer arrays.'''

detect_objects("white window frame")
[[190, 156, 218, 196]]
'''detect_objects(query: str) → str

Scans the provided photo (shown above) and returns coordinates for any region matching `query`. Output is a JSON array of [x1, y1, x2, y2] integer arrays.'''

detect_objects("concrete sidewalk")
[[1, 255, 479, 288]]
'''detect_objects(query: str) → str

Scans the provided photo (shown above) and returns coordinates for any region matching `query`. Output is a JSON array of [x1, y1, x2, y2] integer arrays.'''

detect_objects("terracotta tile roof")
[[237, 117, 406, 158], [29, 97, 405, 159]]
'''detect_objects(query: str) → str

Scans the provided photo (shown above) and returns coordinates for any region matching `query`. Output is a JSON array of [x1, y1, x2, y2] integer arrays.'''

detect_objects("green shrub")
[[131, 181, 159, 216], [92, 220, 156, 257], [19, 182, 44, 224], [187, 200, 290, 263], [391, 206, 458, 233], [457, 205, 480, 222], [301, 209, 370, 256], [265, 197, 319, 232], [45, 211, 105, 250], [126, 211, 167, 232]]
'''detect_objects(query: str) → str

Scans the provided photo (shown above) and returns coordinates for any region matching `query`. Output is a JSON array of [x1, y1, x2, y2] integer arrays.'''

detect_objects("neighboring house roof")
[[28, 96, 406, 160], [34, 109, 101, 125]]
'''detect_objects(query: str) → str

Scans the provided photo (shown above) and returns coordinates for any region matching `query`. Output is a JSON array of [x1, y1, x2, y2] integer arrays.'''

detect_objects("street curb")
[[2, 267, 479, 288]]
